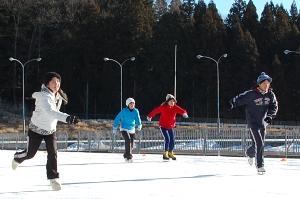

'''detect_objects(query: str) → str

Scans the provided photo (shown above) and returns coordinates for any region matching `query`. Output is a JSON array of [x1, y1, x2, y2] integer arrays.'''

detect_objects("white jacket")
[[30, 85, 69, 134]]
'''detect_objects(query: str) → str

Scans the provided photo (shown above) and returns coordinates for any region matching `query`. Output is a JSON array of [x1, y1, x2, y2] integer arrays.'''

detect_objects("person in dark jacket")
[[229, 72, 278, 174]]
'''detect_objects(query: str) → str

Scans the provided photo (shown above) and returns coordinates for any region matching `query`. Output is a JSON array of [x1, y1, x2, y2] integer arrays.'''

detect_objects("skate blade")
[[257, 171, 265, 175]]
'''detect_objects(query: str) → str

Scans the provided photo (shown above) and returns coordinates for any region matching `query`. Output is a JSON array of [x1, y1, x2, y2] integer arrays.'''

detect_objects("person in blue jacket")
[[229, 72, 278, 174], [113, 98, 142, 162]]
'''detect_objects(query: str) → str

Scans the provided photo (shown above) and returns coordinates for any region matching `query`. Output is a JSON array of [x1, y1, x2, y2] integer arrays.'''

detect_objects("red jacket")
[[148, 104, 187, 129]]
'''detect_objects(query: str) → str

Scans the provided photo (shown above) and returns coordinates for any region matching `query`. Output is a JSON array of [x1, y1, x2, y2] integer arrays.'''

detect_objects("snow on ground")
[[0, 150, 299, 199]]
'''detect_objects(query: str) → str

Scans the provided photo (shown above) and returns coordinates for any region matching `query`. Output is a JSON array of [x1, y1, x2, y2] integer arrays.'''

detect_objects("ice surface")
[[0, 150, 299, 199]]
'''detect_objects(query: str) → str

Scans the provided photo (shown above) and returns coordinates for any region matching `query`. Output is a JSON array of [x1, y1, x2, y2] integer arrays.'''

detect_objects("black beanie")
[[43, 72, 61, 85]]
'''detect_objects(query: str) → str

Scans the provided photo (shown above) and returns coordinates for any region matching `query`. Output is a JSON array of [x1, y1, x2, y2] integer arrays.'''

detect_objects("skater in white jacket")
[[12, 72, 79, 191]]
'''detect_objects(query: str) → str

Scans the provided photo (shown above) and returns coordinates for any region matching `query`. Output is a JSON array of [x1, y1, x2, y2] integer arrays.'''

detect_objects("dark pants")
[[246, 127, 266, 168], [14, 129, 59, 179], [121, 131, 135, 159], [160, 127, 175, 151]]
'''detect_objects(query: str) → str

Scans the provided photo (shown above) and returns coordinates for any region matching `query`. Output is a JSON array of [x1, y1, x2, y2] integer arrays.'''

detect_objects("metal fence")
[[1, 124, 300, 158]]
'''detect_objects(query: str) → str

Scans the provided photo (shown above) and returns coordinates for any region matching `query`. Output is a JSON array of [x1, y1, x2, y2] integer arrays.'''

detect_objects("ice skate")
[[247, 157, 254, 166], [124, 153, 133, 163], [257, 167, 266, 175], [50, 178, 61, 191], [245, 151, 253, 166], [125, 158, 133, 163], [163, 151, 170, 160], [12, 159, 20, 170], [168, 151, 176, 160]]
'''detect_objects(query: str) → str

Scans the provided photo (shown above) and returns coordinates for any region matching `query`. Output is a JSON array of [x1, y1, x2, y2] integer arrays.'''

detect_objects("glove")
[[66, 115, 79, 124], [112, 128, 117, 134], [183, 113, 188, 118], [147, 116, 152, 121], [264, 116, 272, 124], [228, 100, 234, 111], [137, 125, 142, 131]]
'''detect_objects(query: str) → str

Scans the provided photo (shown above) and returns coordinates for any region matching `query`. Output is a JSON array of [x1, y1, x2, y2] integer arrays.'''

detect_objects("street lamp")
[[9, 57, 42, 136], [283, 49, 300, 55], [103, 57, 135, 110], [196, 53, 227, 135]]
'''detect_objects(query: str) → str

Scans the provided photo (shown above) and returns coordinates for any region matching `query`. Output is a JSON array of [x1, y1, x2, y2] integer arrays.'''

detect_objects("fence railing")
[[1, 124, 300, 158]]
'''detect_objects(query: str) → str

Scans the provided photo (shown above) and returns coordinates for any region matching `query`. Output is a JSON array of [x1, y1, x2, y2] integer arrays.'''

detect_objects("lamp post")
[[174, 44, 177, 98], [196, 53, 227, 135], [284, 49, 300, 55], [9, 57, 42, 135], [103, 57, 135, 110]]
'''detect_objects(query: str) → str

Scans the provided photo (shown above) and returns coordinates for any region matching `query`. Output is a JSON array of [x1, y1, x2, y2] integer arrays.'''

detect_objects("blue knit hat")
[[257, 72, 272, 84]]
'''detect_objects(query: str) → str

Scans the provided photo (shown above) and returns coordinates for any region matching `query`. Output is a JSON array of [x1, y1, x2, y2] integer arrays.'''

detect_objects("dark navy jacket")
[[231, 88, 278, 129]]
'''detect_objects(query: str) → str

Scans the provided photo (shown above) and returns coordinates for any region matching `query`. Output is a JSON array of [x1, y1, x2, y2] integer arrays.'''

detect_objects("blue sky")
[[203, 0, 295, 17], [167, 1, 296, 18]]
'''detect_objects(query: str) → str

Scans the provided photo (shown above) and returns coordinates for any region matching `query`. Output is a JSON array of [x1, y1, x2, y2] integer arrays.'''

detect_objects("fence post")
[[242, 127, 246, 156], [203, 129, 207, 156], [285, 128, 288, 158], [1, 135, 3, 150], [15, 132, 19, 150], [88, 132, 91, 152], [244, 125, 248, 155], [65, 132, 68, 151], [137, 131, 143, 154], [77, 131, 80, 152], [110, 133, 115, 152]]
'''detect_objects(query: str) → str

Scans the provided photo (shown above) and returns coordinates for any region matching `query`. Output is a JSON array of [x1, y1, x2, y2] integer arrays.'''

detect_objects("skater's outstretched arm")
[[230, 90, 252, 109], [147, 105, 163, 120], [174, 104, 188, 117]]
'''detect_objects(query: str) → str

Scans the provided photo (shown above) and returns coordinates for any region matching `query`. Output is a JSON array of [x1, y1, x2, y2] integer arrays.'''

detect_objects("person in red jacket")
[[147, 94, 188, 160]]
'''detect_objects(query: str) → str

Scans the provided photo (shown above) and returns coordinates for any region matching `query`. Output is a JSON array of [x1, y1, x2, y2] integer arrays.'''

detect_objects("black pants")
[[246, 127, 266, 168], [121, 131, 135, 159], [14, 129, 59, 179]]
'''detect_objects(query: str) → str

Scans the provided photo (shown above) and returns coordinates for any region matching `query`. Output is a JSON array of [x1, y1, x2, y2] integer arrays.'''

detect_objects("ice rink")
[[0, 150, 299, 199]]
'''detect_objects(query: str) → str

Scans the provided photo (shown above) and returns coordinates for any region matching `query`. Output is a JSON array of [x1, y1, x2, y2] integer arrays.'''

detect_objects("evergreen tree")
[[274, 5, 291, 42], [258, 2, 276, 65], [194, 0, 206, 23], [225, 0, 247, 28], [153, 0, 168, 21], [242, 0, 259, 37], [0, 0, 300, 120], [290, 0, 298, 24], [193, 0, 207, 50], [192, 1, 227, 118], [226, 13, 259, 106], [169, 0, 182, 13], [180, 0, 195, 21]]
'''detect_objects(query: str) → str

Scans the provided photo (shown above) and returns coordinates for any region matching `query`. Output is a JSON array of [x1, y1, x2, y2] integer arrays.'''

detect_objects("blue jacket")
[[231, 88, 278, 129], [113, 107, 142, 133]]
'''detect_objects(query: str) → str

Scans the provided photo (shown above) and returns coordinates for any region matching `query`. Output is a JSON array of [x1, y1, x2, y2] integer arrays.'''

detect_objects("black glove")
[[264, 116, 272, 124], [228, 100, 234, 111], [66, 115, 79, 124]]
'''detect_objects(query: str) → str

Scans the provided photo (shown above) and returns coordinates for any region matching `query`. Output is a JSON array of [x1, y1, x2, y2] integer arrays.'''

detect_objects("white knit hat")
[[126, 98, 135, 106], [165, 94, 177, 103]]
